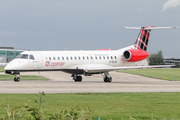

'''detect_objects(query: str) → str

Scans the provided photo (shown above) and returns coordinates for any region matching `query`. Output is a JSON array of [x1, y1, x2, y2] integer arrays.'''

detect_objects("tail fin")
[[124, 26, 177, 51], [134, 26, 154, 51]]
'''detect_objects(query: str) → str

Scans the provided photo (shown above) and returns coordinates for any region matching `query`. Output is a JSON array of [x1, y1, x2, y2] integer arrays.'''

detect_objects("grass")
[[0, 66, 5, 72], [118, 68, 180, 81], [0, 93, 180, 120], [0, 75, 49, 81]]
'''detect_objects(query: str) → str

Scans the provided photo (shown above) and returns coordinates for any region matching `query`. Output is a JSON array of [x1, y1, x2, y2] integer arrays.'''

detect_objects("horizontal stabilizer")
[[123, 27, 141, 29], [124, 26, 178, 30], [144, 26, 178, 30]]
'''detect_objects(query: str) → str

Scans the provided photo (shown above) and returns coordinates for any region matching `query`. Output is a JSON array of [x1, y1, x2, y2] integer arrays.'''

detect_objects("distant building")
[[164, 58, 180, 65], [0, 46, 14, 49], [0, 46, 28, 63]]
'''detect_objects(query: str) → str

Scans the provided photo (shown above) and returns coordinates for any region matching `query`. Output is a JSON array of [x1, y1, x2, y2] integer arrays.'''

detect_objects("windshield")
[[29, 55, 35, 60], [16, 54, 35, 60], [19, 54, 29, 59]]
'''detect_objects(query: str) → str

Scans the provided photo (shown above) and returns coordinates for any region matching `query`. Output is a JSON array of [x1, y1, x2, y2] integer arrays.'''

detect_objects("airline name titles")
[[45, 61, 65, 67]]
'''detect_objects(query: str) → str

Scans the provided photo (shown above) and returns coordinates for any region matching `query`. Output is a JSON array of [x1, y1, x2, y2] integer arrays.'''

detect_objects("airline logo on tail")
[[134, 26, 155, 51]]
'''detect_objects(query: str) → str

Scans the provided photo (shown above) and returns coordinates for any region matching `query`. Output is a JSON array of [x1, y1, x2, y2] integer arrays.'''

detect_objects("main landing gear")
[[14, 74, 20, 82], [71, 74, 82, 82], [102, 72, 112, 82], [71, 72, 112, 83]]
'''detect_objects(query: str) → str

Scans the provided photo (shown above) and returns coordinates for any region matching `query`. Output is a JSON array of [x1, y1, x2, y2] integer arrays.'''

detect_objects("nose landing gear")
[[14, 74, 20, 82]]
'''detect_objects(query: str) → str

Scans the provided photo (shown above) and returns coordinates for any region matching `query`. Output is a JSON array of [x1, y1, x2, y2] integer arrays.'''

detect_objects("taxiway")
[[0, 71, 180, 93]]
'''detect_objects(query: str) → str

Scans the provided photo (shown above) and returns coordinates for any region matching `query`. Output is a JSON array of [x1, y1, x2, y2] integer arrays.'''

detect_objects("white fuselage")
[[5, 45, 137, 74]]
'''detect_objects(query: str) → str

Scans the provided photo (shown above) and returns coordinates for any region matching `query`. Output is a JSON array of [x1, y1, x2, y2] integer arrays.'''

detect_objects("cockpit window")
[[19, 54, 29, 59], [29, 55, 35, 60]]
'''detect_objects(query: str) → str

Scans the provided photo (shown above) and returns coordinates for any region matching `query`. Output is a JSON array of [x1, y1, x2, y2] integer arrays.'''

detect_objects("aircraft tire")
[[17, 77, 20, 82], [77, 76, 82, 82], [14, 77, 20, 82], [74, 76, 82, 82], [14, 77, 16, 82], [104, 76, 112, 82]]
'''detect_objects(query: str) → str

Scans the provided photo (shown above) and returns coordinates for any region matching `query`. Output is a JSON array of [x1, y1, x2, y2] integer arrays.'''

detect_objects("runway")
[[0, 71, 180, 93]]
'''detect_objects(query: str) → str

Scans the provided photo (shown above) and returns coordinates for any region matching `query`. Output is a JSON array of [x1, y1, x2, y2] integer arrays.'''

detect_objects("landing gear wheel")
[[102, 72, 112, 82], [104, 76, 112, 82], [77, 76, 82, 82], [14, 77, 20, 82], [14, 74, 20, 82], [73, 75, 82, 82]]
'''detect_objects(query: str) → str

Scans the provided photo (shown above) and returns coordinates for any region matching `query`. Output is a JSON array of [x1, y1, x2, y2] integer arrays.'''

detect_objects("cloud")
[[162, 0, 180, 11]]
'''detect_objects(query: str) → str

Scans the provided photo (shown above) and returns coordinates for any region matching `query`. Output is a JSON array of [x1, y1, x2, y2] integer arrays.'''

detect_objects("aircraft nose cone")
[[4, 61, 15, 70], [4, 59, 24, 74], [4, 61, 12, 69], [4, 59, 23, 70]]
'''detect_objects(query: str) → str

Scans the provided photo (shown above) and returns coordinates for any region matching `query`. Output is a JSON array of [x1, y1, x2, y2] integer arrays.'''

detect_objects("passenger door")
[[28, 53, 38, 69], [35, 52, 43, 69]]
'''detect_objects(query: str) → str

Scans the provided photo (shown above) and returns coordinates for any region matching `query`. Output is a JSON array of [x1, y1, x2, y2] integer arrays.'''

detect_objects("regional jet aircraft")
[[4, 26, 177, 82]]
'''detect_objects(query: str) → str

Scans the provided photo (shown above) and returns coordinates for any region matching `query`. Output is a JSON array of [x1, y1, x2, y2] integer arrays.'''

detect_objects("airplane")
[[4, 26, 177, 82]]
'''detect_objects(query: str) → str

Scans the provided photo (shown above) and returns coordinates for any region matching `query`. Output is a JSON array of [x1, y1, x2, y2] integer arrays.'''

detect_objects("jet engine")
[[123, 49, 149, 62]]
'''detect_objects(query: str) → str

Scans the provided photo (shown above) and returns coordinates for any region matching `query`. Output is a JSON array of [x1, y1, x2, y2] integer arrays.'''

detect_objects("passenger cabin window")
[[29, 55, 35, 60], [49, 57, 51, 60], [87, 56, 89, 60], [70, 57, 73, 60], [20, 54, 28, 59], [114, 56, 117, 59], [58, 57, 60, 60], [62, 57, 64, 60]]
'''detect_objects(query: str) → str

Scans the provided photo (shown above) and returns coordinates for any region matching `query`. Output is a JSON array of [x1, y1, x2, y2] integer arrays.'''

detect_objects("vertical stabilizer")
[[134, 26, 155, 51]]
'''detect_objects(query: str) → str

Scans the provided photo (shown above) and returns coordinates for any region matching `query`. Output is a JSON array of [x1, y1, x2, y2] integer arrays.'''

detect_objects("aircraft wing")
[[85, 65, 174, 73]]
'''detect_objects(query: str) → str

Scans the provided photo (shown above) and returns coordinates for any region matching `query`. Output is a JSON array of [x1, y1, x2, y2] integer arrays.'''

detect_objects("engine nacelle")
[[123, 49, 149, 62]]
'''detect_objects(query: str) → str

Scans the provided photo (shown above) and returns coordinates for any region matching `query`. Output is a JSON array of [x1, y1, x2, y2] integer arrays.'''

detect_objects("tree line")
[[148, 50, 179, 67], [148, 50, 164, 65]]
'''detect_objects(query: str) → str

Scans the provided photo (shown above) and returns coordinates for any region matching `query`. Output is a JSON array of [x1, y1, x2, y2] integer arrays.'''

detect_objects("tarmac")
[[0, 71, 180, 93]]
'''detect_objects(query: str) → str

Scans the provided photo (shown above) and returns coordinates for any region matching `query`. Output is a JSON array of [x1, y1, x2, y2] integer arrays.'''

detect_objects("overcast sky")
[[0, 0, 180, 58]]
